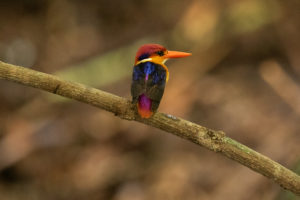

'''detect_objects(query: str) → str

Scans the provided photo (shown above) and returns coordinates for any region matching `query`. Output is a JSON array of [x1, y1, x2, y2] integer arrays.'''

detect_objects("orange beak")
[[163, 50, 192, 59]]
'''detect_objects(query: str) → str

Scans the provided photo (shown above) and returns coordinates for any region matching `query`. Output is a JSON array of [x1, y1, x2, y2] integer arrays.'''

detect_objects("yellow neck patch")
[[135, 56, 169, 82]]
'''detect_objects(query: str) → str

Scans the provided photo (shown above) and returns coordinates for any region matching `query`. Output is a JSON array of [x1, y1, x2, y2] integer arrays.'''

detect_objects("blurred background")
[[0, 0, 300, 199]]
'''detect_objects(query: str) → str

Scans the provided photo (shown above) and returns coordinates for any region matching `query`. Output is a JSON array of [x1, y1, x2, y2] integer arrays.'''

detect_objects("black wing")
[[131, 62, 166, 111]]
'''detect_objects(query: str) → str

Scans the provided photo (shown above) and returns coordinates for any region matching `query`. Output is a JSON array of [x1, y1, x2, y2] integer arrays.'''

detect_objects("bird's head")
[[135, 44, 191, 65]]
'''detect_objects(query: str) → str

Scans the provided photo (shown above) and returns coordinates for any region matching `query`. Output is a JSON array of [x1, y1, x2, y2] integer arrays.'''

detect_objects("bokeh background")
[[0, 0, 300, 199]]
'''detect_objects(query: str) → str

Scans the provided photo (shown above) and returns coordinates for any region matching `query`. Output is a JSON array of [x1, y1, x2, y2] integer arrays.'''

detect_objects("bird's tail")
[[137, 94, 153, 118]]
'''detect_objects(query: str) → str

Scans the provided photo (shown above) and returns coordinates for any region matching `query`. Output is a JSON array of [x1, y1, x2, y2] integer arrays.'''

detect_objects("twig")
[[0, 60, 299, 195]]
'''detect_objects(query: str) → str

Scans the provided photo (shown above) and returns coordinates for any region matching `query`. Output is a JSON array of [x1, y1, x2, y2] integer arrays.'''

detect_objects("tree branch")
[[0, 60, 299, 195]]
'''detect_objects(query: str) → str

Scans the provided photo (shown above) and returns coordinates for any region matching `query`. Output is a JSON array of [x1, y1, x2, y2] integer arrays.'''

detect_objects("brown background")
[[0, 0, 299, 199]]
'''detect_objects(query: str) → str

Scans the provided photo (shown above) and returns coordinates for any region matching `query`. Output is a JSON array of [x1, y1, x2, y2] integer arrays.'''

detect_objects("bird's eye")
[[156, 51, 164, 56]]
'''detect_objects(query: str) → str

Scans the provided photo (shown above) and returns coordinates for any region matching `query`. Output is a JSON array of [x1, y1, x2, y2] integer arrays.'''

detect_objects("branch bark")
[[0, 60, 299, 195]]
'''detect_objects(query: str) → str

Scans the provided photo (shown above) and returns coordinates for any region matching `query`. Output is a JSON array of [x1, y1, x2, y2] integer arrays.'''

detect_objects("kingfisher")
[[131, 44, 191, 118]]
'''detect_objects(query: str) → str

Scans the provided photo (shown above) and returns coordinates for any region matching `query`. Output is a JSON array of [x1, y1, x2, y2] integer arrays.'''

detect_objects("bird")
[[131, 44, 191, 118]]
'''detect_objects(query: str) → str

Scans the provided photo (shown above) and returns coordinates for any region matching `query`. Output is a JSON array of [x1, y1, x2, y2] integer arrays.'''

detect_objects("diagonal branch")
[[0, 60, 299, 194]]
